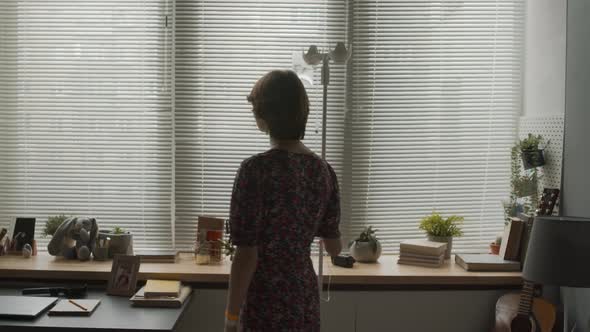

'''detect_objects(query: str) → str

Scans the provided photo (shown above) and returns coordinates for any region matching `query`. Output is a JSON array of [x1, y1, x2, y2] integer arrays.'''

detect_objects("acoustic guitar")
[[493, 188, 560, 332], [494, 282, 556, 332]]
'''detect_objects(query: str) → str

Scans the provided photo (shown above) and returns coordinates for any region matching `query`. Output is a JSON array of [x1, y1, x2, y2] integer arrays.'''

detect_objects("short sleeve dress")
[[229, 149, 341, 332]]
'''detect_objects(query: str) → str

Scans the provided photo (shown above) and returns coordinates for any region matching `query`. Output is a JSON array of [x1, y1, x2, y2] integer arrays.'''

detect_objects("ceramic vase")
[[349, 240, 382, 263], [428, 235, 453, 259]]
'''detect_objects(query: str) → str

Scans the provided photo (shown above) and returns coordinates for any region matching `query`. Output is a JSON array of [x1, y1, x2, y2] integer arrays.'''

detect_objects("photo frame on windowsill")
[[195, 216, 224, 263], [4, 217, 37, 256], [107, 254, 140, 297]]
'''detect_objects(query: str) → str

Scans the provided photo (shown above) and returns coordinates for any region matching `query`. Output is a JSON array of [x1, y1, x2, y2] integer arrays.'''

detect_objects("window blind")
[[0, 1, 173, 249], [0, 1, 525, 254], [350, 0, 524, 253], [174, 0, 349, 249]]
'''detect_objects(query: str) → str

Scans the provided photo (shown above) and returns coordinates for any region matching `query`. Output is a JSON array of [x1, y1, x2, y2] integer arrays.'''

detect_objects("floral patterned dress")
[[229, 149, 341, 332]]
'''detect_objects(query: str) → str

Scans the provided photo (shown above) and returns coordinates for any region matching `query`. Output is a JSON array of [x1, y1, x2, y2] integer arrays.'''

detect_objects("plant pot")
[[349, 240, 382, 263], [515, 177, 537, 198], [521, 149, 545, 170], [427, 235, 453, 259], [96, 230, 133, 258], [93, 247, 109, 261], [490, 243, 501, 255]]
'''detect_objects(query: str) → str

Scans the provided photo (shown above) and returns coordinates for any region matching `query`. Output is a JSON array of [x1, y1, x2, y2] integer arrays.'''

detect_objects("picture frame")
[[195, 216, 224, 263], [107, 254, 140, 296], [8, 217, 36, 253]]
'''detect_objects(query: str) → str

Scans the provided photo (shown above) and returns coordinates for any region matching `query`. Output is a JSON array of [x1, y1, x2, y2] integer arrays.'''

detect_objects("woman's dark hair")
[[247, 70, 310, 140]]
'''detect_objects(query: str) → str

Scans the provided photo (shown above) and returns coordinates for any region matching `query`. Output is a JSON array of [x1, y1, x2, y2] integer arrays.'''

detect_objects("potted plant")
[[490, 236, 502, 255], [419, 212, 463, 259], [96, 226, 133, 258], [504, 144, 541, 221], [519, 133, 547, 170], [218, 239, 236, 261], [44, 214, 69, 238], [349, 226, 382, 263]]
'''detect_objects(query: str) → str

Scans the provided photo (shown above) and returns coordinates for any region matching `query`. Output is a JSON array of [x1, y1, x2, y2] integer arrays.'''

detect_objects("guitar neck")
[[518, 281, 535, 315]]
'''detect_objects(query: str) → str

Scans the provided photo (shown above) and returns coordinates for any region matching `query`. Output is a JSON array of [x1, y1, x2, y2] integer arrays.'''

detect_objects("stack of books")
[[397, 239, 447, 268], [134, 250, 180, 263], [130, 280, 192, 308]]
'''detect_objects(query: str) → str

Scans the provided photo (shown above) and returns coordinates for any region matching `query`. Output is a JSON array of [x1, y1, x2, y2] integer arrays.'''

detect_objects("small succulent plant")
[[349, 226, 380, 254], [112, 226, 126, 235], [494, 236, 502, 245]]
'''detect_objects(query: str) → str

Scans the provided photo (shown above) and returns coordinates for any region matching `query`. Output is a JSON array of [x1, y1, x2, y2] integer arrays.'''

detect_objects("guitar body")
[[493, 293, 556, 332], [510, 314, 536, 332]]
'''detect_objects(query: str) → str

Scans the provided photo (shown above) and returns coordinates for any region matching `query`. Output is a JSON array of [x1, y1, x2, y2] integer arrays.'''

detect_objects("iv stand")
[[302, 43, 350, 297]]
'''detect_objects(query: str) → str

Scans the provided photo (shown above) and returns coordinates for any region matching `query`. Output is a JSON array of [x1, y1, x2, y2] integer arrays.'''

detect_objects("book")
[[144, 280, 181, 298], [399, 252, 445, 264], [518, 214, 534, 267], [455, 254, 520, 272], [399, 239, 447, 256], [135, 250, 179, 263], [499, 218, 525, 261], [399, 251, 445, 261], [397, 258, 444, 268], [131, 285, 192, 308], [48, 299, 101, 316]]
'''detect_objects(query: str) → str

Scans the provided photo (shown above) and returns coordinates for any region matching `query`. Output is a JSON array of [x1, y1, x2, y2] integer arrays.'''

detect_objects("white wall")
[[522, 0, 567, 118], [563, 0, 590, 330]]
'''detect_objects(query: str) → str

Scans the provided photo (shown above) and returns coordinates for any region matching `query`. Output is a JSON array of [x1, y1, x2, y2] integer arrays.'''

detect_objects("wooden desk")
[[0, 288, 191, 332], [0, 253, 522, 287]]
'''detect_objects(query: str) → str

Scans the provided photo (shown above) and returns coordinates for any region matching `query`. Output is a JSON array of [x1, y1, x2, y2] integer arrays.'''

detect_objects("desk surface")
[[0, 253, 522, 287], [0, 288, 191, 332]]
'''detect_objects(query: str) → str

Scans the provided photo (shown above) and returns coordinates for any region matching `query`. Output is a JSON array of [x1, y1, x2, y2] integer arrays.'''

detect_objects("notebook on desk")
[[48, 299, 101, 317], [0, 296, 58, 319]]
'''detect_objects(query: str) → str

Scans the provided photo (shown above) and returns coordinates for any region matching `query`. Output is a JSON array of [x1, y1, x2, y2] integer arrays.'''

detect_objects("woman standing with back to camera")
[[224, 70, 342, 332]]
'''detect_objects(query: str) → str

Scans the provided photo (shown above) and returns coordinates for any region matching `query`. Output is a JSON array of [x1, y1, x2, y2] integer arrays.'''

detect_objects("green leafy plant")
[[218, 239, 236, 258], [505, 142, 541, 219], [44, 214, 69, 237], [519, 133, 546, 151], [112, 226, 126, 235], [349, 226, 379, 254], [419, 212, 464, 237]]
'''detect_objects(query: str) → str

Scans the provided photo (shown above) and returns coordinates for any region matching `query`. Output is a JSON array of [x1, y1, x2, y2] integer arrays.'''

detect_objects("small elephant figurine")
[[47, 217, 98, 261]]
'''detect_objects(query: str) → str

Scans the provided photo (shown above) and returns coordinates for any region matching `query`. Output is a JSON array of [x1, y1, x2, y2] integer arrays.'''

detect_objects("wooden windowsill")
[[0, 253, 521, 287]]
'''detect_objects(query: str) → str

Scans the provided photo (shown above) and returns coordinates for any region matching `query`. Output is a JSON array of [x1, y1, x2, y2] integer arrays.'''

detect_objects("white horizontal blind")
[[0, 1, 173, 250], [174, 0, 349, 248], [350, 0, 524, 253]]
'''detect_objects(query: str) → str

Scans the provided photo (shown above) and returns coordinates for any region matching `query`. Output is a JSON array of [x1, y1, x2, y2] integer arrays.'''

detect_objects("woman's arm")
[[225, 245, 258, 317]]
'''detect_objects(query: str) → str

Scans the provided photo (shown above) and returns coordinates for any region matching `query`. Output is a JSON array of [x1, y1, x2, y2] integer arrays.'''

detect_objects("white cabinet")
[[177, 289, 510, 332]]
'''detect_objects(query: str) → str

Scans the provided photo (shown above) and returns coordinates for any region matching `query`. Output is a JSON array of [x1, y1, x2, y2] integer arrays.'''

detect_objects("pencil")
[[68, 299, 88, 311]]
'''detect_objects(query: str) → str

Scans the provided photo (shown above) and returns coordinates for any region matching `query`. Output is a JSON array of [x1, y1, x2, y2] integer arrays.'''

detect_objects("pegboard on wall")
[[519, 114, 564, 202]]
